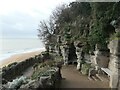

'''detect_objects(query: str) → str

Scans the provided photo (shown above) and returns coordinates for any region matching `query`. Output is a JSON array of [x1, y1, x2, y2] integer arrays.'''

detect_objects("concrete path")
[[60, 65, 109, 88]]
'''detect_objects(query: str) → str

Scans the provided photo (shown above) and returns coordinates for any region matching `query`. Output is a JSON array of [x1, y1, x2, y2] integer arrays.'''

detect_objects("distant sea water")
[[0, 38, 45, 61]]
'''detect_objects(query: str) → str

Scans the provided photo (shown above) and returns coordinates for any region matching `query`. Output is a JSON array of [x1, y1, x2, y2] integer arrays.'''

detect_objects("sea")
[[0, 38, 45, 62]]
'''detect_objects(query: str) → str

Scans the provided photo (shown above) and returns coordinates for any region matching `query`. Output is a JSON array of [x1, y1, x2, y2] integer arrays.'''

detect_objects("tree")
[[37, 1, 120, 53], [37, 4, 68, 44], [37, 18, 55, 44]]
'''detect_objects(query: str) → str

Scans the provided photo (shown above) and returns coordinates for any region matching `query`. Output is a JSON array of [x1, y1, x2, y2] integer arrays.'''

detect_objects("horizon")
[[0, 0, 75, 39]]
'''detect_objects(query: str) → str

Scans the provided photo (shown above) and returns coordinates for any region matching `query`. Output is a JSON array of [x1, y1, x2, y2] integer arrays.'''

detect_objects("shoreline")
[[0, 49, 45, 68]]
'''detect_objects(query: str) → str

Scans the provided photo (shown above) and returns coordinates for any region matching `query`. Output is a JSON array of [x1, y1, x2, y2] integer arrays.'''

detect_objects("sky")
[[0, 0, 75, 39]]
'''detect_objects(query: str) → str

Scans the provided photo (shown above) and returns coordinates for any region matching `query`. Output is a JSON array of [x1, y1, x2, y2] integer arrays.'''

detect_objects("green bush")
[[31, 60, 59, 80], [115, 32, 120, 38], [7, 62, 17, 67], [31, 67, 49, 80], [110, 32, 120, 41], [81, 63, 91, 75]]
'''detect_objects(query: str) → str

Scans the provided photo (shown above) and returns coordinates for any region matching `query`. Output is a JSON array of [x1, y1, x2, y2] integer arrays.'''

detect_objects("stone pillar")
[[55, 35, 62, 56], [55, 45, 61, 56], [108, 38, 120, 89], [61, 44, 69, 65], [91, 44, 109, 70], [74, 41, 84, 70], [76, 47, 83, 70]]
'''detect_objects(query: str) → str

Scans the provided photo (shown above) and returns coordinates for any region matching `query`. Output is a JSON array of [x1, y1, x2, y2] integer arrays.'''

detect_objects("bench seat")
[[101, 68, 112, 77], [68, 60, 77, 64]]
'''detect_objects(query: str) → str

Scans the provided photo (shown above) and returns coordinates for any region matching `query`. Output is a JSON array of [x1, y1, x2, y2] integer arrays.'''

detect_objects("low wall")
[[2, 54, 42, 82], [19, 67, 62, 89]]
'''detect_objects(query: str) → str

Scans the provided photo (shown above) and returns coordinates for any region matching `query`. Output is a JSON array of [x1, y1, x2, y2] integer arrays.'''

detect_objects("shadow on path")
[[60, 65, 109, 88]]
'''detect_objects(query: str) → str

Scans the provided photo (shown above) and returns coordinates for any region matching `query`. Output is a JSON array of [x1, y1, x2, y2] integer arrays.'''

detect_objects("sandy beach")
[[0, 50, 44, 68]]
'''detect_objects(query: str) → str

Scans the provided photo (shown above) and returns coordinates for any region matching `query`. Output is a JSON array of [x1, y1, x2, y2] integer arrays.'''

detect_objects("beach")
[[0, 50, 44, 68]]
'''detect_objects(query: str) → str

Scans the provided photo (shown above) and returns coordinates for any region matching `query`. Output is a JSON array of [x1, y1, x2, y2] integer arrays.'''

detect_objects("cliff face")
[[39, 2, 120, 54], [37, 1, 120, 89]]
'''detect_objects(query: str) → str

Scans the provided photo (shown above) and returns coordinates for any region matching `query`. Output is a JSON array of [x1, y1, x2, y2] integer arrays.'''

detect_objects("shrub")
[[81, 63, 91, 75], [115, 31, 120, 38], [110, 32, 120, 41], [7, 62, 17, 68]]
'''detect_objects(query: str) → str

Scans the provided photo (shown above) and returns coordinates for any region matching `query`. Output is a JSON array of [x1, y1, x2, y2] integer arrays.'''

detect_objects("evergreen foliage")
[[38, 2, 120, 52]]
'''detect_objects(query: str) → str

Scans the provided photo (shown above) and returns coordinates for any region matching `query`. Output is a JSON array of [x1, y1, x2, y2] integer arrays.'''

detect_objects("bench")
[[101, 68, 112, 77], [72, 60, 77, 64], [68, 60, 77, 64]]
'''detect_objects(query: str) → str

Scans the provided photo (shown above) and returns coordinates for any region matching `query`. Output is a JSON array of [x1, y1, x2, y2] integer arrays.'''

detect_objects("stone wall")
[[60, 45, 69, 65], [74, 41, 84, 70], [90, 45, 110, 70], [2, 67, 62, 89], [108, 38, 120, 89], [19, 67, 62, 89], [84, 54, 90, 62], [2, 54, 41, 82], [75, 47, 83, 70], [55, 35, 62, 56], [90, 38, 120, 89]]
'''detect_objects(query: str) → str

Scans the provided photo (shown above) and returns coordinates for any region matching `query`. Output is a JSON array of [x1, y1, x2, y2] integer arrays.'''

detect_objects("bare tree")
[[37, 18, 55, 44], [37, 4, 68, 44], [51, 4, 67, 22]]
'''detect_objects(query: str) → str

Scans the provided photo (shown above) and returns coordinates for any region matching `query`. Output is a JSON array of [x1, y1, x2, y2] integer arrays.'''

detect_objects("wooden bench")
[[101, 68, 112, 77]]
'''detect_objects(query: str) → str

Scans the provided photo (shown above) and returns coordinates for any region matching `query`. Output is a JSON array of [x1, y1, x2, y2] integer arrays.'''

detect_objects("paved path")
[[60, 65, 109, 88]]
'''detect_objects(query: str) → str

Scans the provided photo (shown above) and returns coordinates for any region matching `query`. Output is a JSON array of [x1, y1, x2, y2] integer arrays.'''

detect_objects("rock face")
[[1, 66, 62, 90], [20, 80, 38, 89], [76, 47, 83, 70], [55, 45, 62, 56], [74, 41, 84, 70], [2, 76, 27, 90], [94, 50, 109, 68], [108, 38, 120, 89], [61, 45, 69, 65], [108, 39, 120, 56], [55, 35, 62, 56], [90, 44, 109, 70], [20, 67, 62, 89]]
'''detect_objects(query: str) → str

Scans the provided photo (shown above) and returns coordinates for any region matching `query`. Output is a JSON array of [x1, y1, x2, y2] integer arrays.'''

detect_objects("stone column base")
[[110, 73, 119, 88], [77, 63, 81, 70]]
